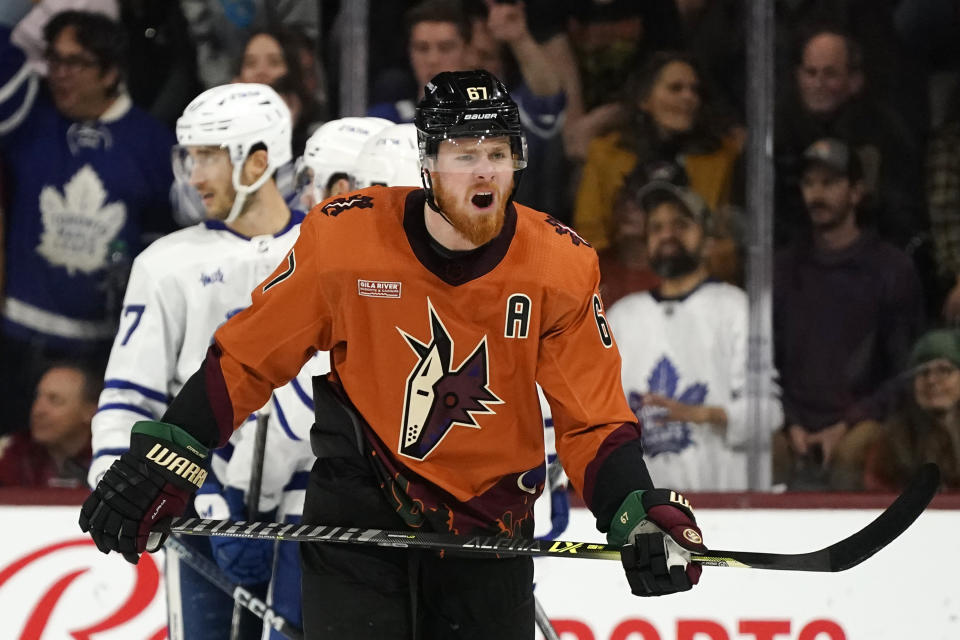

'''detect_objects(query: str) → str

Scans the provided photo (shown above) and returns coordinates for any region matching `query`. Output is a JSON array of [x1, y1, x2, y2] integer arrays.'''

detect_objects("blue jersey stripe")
[[92, 447, 128, 459], [283, 470, 310, 492], [272, 396, 302, 441], [96, 403, 155, 419], [290, 377, 314, 411], [103, 379, 170, 403]]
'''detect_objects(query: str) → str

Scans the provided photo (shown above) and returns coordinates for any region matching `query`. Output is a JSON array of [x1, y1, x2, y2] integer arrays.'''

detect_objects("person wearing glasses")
[[861, 329, 960, 492], [0, 5, 176, 436]]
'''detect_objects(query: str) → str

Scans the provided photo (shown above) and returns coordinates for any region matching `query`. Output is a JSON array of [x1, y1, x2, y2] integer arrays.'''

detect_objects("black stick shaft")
[[171, 462, 939, 573]]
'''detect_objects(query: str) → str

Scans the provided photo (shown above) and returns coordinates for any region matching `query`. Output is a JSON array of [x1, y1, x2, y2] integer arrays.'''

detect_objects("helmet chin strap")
[[420, 167, 455, 227], [225, 158, 272, 224]]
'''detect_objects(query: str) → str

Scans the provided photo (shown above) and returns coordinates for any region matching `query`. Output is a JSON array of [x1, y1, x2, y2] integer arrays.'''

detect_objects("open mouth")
[[471, 192, 494, 209]]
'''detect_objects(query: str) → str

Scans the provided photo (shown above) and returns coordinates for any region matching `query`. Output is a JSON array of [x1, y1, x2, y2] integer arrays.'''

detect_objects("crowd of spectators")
[[1, 0, 959, 494]]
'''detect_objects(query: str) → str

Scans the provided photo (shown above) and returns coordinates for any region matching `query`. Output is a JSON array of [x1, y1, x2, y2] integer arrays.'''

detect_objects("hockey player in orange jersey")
[[81, 70, 708, 639]]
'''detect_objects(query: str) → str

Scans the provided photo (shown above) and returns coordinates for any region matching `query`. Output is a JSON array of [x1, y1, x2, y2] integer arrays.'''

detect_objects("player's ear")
[[241, 149, 270, 185], [328, 177, 352, 197]]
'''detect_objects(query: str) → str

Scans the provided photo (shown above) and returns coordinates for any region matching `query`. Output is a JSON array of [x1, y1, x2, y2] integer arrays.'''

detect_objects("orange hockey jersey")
[[201, 186, 644, 535]]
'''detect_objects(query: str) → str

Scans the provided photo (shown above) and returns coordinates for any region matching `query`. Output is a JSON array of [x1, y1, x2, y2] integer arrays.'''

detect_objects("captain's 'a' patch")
[[396, 298, 503, 461]]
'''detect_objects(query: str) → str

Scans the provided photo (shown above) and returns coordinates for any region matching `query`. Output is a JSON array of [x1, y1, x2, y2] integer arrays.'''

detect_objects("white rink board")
[[0, 506, 167, 639], [0, 505, 955, 639], [534, 507, 958, 640]]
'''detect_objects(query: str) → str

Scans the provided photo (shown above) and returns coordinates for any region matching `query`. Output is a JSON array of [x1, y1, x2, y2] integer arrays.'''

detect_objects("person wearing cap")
[[595, 163, 668, 308], [606, 178, 783, 490], [774, 28, 924, 254], [860, 329, 960, 492], [773, 137, 924, 489]]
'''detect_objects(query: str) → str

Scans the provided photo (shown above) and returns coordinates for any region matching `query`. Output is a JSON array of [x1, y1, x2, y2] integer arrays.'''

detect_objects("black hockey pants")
[[298, 455, 535, 639]]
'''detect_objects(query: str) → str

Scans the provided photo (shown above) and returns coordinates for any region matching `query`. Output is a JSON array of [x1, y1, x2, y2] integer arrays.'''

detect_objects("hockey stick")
[[230, 411, 271, 640], [165, 536, 304, 640], [171, 463, 939, 572]]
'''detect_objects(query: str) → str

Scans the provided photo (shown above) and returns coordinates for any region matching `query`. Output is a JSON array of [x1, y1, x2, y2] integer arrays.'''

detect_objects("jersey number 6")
[[593, 295, 612, 348]]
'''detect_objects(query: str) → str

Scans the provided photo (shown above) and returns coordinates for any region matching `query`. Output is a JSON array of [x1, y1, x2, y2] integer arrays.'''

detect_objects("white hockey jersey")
[[88, 212, 315, 493], [224, 351, 328, 520], [606, 282, 783, 491]]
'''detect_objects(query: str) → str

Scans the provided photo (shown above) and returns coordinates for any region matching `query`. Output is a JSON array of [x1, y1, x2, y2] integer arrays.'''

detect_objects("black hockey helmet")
[[415, 70, 527, 213]]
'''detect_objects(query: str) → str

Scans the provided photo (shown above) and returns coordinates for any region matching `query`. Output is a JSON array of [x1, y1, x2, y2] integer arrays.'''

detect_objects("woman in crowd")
[[573, 51, 742, 258], [860, 329, 960, 492], [237, 28, 325, 155]]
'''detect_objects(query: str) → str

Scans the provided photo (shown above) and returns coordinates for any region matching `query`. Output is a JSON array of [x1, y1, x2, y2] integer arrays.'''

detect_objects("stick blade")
[[826, 462, 939, 571], [693, 463, 940, 572]]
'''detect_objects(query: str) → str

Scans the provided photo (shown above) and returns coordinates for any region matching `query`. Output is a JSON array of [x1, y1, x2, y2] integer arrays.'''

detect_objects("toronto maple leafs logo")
[[397, 298, 503, 461], [628, 356, 707, 458], [36, 165, 127, 275]]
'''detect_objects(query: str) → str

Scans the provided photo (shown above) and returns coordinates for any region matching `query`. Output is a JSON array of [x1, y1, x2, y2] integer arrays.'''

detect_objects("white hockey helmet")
[[174, 83, 292, 223], [296, 116, 392, 205], [354, 123, 422, 188]]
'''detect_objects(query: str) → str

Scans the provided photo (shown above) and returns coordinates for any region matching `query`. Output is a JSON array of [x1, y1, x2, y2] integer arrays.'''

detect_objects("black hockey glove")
[[608, 489, 706, 597], [79, 420, 209, 564]]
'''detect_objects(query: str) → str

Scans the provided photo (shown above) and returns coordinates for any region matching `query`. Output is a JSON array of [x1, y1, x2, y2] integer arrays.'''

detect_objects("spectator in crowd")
[[596, 164, 664, 307], [0, 361, 99, 488], [236, 28, 326, 156], [180, 0, 319, 90], [119, 0, 201, 128], [0, 7, 176, 436], [862, 329, 960, 492], [774, 28, 925, 255], [776, 2, 928, 144], [573, 51, 741, 254], [367, 0, 471, 124], [559, 0, 683, 160], [607, 178, 782, 490], [927, 87, 960, 322], [773, 138, 924, 489], [673, 0, 746, 127], [464, 0, 566, 215]]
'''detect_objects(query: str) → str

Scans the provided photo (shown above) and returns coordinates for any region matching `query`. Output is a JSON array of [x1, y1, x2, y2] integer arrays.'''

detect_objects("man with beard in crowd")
[[607, 178, 782, 490], [773, 137, 924, 489]]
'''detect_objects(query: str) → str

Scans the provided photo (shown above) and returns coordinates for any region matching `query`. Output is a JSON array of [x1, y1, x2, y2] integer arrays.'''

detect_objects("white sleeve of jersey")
[[88, 254, 186, 488], [225, 352, 329, 516], [719, 291, 784, 448], [533, 384, 568, 539]]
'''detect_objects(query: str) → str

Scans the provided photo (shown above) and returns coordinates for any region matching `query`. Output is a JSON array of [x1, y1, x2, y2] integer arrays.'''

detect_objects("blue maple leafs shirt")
[[0, 26, 176, 348], [629, 357, 707, 458], [607, 282, 783, 490]]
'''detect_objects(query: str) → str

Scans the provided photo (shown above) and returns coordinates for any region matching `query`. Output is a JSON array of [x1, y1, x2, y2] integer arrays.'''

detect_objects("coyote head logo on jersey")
[[397, 299, 502, 461]]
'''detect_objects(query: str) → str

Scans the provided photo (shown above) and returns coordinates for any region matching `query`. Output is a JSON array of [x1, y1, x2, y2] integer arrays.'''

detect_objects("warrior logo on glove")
[[145, 443, 208, 488]]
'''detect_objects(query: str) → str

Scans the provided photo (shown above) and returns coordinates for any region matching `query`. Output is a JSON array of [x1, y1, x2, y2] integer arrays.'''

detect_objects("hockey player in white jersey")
[[353, 123, 422, 189], [606, 179, 783, 490], [295, 116, 391, 209], [89, 83, 312, 639]]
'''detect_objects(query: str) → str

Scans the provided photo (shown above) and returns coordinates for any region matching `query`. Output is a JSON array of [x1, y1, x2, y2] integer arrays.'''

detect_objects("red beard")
[[434, 179, 508, 246]]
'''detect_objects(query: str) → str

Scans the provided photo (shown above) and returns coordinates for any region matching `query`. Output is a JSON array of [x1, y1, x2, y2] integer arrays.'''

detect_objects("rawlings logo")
[[320, 194, 374, 217]]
